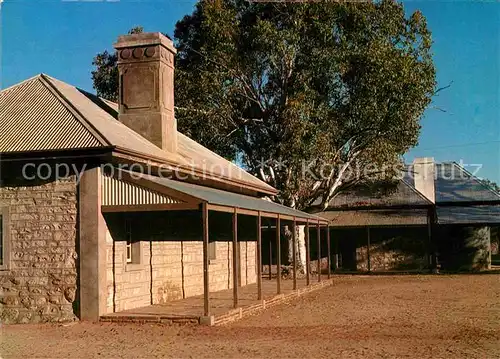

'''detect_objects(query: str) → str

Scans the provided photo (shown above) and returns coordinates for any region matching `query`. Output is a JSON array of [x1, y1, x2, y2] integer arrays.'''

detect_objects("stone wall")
[[489, 227, 498, 255], [239, 241, 257, 286], [105, 211, 257, 314], [0, 176, 78, 324], [334, 225, 494, 272], [365, 235, 428, 271], [308, 227, 329, 274], [334, 227, 428, 272], [437, 226, 491, 271]]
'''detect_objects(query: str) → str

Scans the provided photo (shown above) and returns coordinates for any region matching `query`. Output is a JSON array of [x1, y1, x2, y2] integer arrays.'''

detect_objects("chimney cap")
[[114, 32, 176, 54], [413, 157, 434, 164]]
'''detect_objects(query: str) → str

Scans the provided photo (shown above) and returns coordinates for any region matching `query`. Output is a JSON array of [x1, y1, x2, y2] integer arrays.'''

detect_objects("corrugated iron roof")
[[1, 74, 275, 195], [320, 162, 500, 226], [80, 90, 271, 193], [133, 171, 325, 222], [320, 178, 431, 209], [44, 75, 180, 162], [405, 163, 500, 203], [437, 205, 500, 224], [101, 173, 184, 206], [0, 75, 102, 152], [323, 209, 428, 227], [44, 75, 275, 194], [322, 162, 500, 210]]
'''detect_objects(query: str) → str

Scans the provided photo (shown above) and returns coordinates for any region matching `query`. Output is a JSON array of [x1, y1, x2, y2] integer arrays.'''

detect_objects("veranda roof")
[[102, 170, 327, 224]]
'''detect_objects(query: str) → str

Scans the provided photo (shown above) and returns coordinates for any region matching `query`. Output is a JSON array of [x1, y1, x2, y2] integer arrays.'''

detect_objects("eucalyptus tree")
[[92, 0, 436, 271]]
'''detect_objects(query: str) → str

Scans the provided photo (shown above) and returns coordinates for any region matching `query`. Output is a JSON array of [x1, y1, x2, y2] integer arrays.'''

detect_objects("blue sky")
[[1, 1, 499, 182]]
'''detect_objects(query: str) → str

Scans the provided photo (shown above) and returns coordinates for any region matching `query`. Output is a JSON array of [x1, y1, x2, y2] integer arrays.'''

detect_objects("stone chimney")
[[413, 157, 435, 203], [114, 32, 177, 152]]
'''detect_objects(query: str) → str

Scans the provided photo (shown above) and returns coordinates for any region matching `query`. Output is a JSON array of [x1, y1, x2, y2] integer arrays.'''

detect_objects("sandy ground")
[[1, 275, 499, 359]]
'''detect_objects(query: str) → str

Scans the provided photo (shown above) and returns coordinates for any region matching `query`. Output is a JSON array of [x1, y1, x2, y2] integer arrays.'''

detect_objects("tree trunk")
[[285, 224, 306, 275]]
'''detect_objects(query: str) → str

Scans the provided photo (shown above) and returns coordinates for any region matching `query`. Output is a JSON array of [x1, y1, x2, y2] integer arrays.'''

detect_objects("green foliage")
[[91, 1, 436, 210], [481, 179, 500, 194], [174, 0, 435, 209], [128, 26, 144, 35], [91, 51, 118, 102]]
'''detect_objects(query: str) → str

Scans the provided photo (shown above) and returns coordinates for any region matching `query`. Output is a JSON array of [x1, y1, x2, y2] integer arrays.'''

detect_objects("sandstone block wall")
[[239, 241, 257, 286], [105, 211, 258, 314], [490, 227, 499, 255], [0, 176, 78, 324], [334, 227, 428, 272], [334, 225, 494, 272], [437, 225, 491, 271], [359, 238, 428, 272]]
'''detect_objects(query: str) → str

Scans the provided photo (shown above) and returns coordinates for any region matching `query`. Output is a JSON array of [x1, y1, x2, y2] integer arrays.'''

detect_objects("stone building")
[[0, 32, 326, 324], [316, 158, 500, 272]]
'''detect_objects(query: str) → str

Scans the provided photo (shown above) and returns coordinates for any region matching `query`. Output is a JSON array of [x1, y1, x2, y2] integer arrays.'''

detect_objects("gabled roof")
[[404, 162, 500, 203], [323, 162, 500, 211], [0, 74, 276, 195], [0, 75, 103, 151], [320, 178, 432, 209], [322, 161, 500, 226]]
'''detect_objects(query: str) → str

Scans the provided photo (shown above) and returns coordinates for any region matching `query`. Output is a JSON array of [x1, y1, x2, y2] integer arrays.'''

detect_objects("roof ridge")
[[39, 74, 111, 147], [450, 161, 500, 199], [400, 166, 433, 203], [100, 99, 245, 171], [177, 132, 246, 171], [400, 176, 434, 204], [1, 74, 104, 152], [0, 73, 44, 93], [3, 73, 276, 195]]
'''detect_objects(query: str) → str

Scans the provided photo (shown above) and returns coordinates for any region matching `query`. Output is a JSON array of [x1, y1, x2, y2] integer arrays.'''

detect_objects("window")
[[0, 207, 10, 271], [208, 240, 217, 261], [124, 218, 141, 266], [125, 219, 132, 263]]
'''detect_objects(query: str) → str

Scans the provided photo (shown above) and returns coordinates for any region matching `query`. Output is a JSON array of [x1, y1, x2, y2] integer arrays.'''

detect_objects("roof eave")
[[0, 147, 115, 162], [111, 146, 279, 197]]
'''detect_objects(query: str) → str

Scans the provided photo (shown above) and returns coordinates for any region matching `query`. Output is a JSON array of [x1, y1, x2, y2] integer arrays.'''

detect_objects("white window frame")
[[125, 218, 139, 264], [125, 219, 132, 263], [208, 240, 217, 261], [124, 217, 142, 270]]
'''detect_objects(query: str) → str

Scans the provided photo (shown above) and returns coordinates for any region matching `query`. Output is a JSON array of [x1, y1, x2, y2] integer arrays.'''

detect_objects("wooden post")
[[317, 221, 321, 282], [305, 222, 310, 286], [427, 207, 436, 271], [327, 225, 331, 279], [257, 212, 262, 300], [334, 234, 339, 271], [292, 218, 297, 290], [269, 235, 272, 280], [276, 215, 281, 294], [232, 208, 238, 308], [367, 227, 371, 272], [202, 203, 210, 316]]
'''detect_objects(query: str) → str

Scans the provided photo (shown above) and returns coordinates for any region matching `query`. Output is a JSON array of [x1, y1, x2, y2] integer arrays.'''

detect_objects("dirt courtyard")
[[1, 275, 499, 358]]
